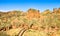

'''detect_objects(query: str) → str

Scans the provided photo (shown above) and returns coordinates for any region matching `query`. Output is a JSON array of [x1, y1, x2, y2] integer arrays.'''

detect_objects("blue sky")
[[0, 0, 60, 12]]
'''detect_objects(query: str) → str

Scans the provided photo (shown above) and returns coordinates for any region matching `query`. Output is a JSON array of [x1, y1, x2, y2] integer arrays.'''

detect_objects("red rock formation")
[[53, 8, 57, 13], [26, 9, 40, 19]]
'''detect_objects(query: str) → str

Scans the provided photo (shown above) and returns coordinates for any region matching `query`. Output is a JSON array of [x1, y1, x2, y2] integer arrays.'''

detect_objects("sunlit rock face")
[[53, 8, 57, 13], [52, 8, 60, 15], [58, 8, 60, 13], [26, 8, 40, 19]]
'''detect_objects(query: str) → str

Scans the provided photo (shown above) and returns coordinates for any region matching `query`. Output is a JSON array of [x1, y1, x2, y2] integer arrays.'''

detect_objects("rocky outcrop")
[[26, 8, 40, 19]]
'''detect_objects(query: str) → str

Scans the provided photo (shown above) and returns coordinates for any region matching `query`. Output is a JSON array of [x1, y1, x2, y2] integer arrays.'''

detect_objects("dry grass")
[[6, 28, 23, 36]]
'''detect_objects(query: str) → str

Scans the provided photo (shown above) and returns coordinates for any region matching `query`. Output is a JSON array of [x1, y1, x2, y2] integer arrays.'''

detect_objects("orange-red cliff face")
[[26, 9, 40, 19], [53, 8, 60, 14]]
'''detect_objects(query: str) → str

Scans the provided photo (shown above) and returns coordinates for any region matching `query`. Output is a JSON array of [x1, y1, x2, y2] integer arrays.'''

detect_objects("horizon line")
[[0, 8, 60, 12]]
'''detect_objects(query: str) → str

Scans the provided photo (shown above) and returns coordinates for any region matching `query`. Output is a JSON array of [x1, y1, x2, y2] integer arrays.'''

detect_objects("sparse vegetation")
[[0, 8, 60, 36]]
